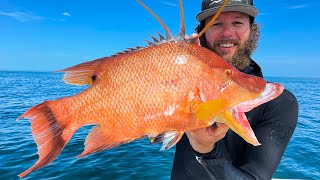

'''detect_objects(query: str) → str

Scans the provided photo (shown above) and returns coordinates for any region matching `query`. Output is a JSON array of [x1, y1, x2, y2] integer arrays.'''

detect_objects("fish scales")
[[61, 42, 213, 135]]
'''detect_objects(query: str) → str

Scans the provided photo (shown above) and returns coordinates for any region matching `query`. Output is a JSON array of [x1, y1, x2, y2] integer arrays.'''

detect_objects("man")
[[171, 0, 298, 179]]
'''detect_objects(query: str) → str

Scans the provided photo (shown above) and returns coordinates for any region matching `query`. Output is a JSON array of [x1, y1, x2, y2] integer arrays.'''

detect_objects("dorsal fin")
[[156, 32, 165, 41], [137, 0, 174, 41], [145, 40, 155, 46], [112, 45, 145, 56], [58, 0, 230, 86], [150, 35, 160, 43], [56, 58, 106, 86]]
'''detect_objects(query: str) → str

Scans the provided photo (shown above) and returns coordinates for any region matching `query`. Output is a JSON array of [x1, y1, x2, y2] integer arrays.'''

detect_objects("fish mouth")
[[217, 83, 284, 146], [235, 83, 284, 113]]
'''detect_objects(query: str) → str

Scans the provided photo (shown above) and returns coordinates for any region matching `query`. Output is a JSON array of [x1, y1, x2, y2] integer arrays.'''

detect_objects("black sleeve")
[[171, 89, 298, 180]]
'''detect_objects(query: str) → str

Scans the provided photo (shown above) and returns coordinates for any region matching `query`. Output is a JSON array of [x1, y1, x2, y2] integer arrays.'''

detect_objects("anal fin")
[[77, 125, 134, 158]]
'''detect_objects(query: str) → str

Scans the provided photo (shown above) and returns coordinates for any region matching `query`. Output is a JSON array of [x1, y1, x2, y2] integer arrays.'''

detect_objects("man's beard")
[[206, 24, 260, 70]]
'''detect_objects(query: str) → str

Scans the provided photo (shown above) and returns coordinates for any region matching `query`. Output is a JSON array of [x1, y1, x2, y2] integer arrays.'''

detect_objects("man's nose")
[[221, 25, 234, 38]]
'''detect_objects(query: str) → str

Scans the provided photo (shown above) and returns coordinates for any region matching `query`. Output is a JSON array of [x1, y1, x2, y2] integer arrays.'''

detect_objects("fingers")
[[189, 33, 199, 39], [185, 33, 200, 46], [186, 123, 229, 153], [206, 123, 229, 137]]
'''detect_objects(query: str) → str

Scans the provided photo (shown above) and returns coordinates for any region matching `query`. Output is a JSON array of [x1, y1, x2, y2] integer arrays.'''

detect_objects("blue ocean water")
[[0, 71, 319, 179]]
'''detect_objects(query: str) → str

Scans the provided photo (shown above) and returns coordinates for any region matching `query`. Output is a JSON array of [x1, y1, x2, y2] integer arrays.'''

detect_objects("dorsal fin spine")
[[145, 40, 155, 46], [156, 32, 165, 41], [150, 35, 160, 43]]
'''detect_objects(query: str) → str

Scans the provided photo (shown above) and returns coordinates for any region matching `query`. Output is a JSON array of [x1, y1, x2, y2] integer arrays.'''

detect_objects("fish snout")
[[236, 73, 267, 95]]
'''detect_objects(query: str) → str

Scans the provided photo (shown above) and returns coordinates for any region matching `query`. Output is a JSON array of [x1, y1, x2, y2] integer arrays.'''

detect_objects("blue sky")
[[0, 0, 319, 77]]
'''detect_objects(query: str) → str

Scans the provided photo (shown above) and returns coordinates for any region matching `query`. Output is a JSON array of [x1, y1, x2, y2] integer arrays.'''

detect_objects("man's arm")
[[171, 89, 298, 180]]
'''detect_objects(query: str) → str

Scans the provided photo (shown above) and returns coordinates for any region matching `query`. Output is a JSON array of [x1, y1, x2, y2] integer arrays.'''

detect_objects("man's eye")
[[212, 23, 222, 27], [233, 22, 243, 26]]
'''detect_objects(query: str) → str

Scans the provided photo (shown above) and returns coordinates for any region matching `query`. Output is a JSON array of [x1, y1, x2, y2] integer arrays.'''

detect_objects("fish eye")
[[225, 69, 233, 76]]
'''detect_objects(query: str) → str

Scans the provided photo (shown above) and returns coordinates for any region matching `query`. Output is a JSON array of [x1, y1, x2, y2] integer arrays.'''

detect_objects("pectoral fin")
[[149, 131, 184, 150], [192, 99, 228, 121]]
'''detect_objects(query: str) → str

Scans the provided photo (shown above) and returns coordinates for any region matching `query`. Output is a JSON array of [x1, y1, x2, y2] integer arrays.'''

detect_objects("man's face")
[[204, 11, 252, 70]]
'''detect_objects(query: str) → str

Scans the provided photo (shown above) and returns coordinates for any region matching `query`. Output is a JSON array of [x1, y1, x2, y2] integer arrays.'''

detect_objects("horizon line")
[[1, 69, 319, 79]]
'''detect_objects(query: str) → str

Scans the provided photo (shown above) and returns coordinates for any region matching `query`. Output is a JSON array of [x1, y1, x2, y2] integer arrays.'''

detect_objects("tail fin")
[[17, 101, 78, 178]]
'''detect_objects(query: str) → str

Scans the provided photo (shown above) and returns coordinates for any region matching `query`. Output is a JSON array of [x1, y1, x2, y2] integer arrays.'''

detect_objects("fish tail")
[[17, 100, 77, 178]]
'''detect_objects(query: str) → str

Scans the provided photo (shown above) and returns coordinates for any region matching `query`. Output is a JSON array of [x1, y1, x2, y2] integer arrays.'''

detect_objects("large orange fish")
[[17, 0, 283, 178]]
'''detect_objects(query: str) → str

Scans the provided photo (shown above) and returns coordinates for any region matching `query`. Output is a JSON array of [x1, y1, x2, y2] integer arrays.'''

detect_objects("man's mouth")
[[214, 40, 240, 49], [218, 43, 237, 48]]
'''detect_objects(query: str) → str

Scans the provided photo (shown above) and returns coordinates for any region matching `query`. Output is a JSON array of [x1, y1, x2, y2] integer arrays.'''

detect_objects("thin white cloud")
[[0, 11, 44, 22], [259, 12, 272, 16], [62, 12, 71, 17], [287, 4, 308, 9], [159, 1, 177, 7]]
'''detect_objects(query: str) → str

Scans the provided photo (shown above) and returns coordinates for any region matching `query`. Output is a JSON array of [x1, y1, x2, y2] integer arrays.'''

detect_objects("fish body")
[[18, 40, 270, 178], [58, 41, 267, 136], [17, 0, 284, 178]]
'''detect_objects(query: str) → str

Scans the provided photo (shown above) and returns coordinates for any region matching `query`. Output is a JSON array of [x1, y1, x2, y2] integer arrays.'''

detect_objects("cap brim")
[[196, 5, 258, 22]]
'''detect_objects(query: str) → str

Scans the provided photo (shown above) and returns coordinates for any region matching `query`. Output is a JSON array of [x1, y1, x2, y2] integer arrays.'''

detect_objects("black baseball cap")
[[196, 0, 258, 22]]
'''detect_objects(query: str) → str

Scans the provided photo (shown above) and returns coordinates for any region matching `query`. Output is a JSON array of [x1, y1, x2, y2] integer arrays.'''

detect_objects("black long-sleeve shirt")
[[171, 60, 298, 180]]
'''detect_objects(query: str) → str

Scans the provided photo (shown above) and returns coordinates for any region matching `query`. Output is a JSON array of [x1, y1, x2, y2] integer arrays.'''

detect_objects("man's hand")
[[186, 123, 229, 154]]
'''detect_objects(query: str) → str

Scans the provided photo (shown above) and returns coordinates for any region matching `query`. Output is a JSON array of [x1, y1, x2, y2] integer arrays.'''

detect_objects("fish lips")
[[234, 83, 284, 113]]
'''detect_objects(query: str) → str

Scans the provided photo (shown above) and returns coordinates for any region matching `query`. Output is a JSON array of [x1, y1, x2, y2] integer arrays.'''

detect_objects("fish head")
[[192, 45, 284, 146], [194, 46, 267, 108], [211, 67, 267, 107]]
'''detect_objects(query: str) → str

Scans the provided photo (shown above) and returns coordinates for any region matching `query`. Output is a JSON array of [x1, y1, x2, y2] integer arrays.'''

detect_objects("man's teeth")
[[219, 44, 235, 48]]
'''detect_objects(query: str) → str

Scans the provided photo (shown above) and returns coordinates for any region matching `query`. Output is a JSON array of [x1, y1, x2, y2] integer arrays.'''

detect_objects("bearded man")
[[171, 0, 298, 179]]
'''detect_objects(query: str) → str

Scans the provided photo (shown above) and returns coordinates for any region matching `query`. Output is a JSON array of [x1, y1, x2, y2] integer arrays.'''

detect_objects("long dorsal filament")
[[136, 0, 174, 40], [193, 0, 230, 40]]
